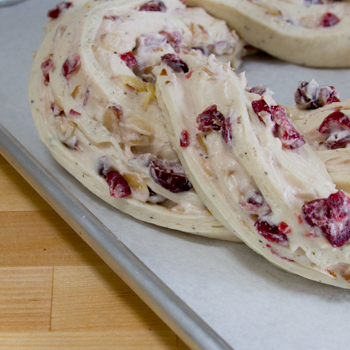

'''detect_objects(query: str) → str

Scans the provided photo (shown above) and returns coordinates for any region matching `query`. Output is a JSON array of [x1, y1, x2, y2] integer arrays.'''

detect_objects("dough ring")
[[28, 0, 244, 240], [154, 51, 350, 288], [186, 0, 350, 67]]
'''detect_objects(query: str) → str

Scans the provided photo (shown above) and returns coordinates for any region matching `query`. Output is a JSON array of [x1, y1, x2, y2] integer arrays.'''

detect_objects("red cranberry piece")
[[318, 86, 340, 105], [320, 12, 340, 27], [252, 101, 305, 149], [278, 119, 306, 149], [103, 15, 122, 21], [319, 111, 350, 149], [250, 85, 267, 96], [185, 71, 193, 80], [47, 2, 72, 19], [294, 81, 320, 109], [270, 106, 306, 149], [254, 219, 289, 246], [322, 224, 350, 248], [278, 222, 292, 234], [180, 130, 190, 147], [120, 52, 138, 69], [240, 191, 271, 216], [302, 198, 327, 227], [302, 191, 350, 247], [294, 80, 340, 110], [109, 104, 123, 119], [327, 191, 350, 221], [41, 58, 54, 86], [326, 135, 350, 150], [252, 98, 271, 122], [222, 116, 232, 143], [149, 159, 192, 193], [161, 54, 189, 73], [319, 111, 350, 134], [247, 193, 264, 207], [160, 31, 182, 52], [69, 109, 81, 116], [139, 0, 167, 12], [196, 105, 225, 132], [83, 85, 91, 106], [270, 105, 286, 124], [106, 171, 131, 198], [62, 54, 81, 78], [51, 102, 63, 116]]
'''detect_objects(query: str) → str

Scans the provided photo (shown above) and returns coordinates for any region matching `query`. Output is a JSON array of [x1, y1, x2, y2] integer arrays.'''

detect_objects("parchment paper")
[[1, 1, 350, 349]]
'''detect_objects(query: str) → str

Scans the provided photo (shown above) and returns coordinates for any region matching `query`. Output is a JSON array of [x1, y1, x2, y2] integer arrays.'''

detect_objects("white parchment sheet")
[[1, 1, 350, 349]]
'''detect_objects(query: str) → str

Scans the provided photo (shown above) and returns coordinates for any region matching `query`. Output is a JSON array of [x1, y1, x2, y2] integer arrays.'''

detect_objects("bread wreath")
[[186, 0, 350, 67], [28, 0, 244, 240], [155, 51, 350, 288]]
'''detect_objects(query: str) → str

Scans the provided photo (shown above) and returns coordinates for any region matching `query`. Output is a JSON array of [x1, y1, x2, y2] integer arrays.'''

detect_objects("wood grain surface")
[[0, 154, 190, 349]]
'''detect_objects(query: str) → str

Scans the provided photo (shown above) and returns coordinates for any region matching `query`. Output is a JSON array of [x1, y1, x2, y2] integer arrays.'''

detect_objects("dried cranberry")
[[254, 219, 289, 246], [279, 119, 306, 149], [252, 98, 271, 122], [161, 54, 189, 73], [302, 198, 328, 227], [302, 191, 350, 247], [326, 135, 350, 150], [47, 2, 72, 19], [277, 222, 292, 234], [250, 85, 267, 96], [318, 86, 340, 105], [240, 191, 271, 216], [120, 52, 138, 69], [69, 109, 81, 116], [319, 111, 350, 134], [319, 111, 350, 149], [103, 15, 122, 21], [180, 130, 190, 147], [294, 81, 320, 109], [149, 159, 192, 193], [160, 31, 182, 52], [247, 193, 264, 207], [320, 12, 340, 27], [62, 54, 81, 78], [196, 105, 225, 132], [106, 171, 131, 198], [271, 106, 306, 149], [83, 85, 91, 106], [41, 58, 54, 85], [253, 101, 305, 149], [294, 80, 340, 110], [185, 71, 193, 80], [51, 102, 63, 116], [139, 0, 166, 12], [109, 104, 123, 119], [221, 116, 232, 143]]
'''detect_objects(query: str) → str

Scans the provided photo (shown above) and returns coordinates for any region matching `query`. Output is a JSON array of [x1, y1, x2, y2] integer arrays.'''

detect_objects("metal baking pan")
[[0, 123, 233, 350], [1, 1, 350, 349]]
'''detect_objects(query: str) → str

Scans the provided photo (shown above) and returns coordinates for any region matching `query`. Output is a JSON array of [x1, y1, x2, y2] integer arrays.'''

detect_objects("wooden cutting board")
[[0, 154, 190, 349]]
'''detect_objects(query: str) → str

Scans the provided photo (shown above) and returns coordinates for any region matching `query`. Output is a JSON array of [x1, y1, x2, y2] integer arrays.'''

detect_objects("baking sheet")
[[1, 1, 350, 349]]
